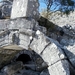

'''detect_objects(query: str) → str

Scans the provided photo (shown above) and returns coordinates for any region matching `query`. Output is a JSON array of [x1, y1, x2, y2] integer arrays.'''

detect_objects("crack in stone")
[[40, 42, 51, 55]]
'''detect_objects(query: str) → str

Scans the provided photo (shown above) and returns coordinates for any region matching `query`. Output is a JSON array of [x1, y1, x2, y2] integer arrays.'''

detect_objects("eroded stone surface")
[[11, 0, 39, 20], [18, 33, 31, 49], [0, 0, 13, 18], [48, 60, 70, 75], [41, 39, 66, 66], [0, 18, 37, 30], [0, 0, 74, 74], [30, 30, 50, 54]]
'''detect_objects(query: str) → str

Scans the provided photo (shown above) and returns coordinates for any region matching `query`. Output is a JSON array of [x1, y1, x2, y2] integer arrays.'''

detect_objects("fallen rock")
[[0, 18, 38, 30], [41, 40, 66, 66], [1, 61, 23, 75]]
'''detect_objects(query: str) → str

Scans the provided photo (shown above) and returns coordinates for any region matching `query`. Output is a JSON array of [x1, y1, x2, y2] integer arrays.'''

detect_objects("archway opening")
[[59, 30, 64, 36], [16, 54, 31, 64]]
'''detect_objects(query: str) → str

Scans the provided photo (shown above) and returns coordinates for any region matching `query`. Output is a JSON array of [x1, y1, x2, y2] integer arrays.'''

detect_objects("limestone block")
[[0, 31, 11, 47], [9, 18, 36, 30], [63, 45, 75, 67], [11, 0, 39, 20], [48, 60, 70, 75], [41, 42, 66, 66], [1, 61, 23, 75], [0, 18, 37, 30], [19, 29, 35, 36], [18, 33, 31, 49], [30, 30, 50, 54]]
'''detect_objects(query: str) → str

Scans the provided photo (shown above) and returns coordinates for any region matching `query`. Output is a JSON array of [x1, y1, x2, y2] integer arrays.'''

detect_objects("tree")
[[39, 0, 75, 31], [41, 0, 75, 14]]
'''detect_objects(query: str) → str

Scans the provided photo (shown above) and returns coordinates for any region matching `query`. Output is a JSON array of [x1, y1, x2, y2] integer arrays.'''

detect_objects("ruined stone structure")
[[0, 0, 75, 75]]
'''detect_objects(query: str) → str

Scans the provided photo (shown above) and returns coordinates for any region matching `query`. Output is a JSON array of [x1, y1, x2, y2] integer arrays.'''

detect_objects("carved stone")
[[11, 0, 39, 20]]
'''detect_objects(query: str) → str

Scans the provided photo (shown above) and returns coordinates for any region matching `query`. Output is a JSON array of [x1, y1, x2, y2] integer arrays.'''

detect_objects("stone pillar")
[[11, 0, 39, 20]]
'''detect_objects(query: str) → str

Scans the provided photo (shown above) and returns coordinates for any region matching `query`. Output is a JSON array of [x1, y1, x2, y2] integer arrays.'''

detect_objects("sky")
[[39, 0, 60, 12], [39, 0, 75, 12], [39, 0, 46, 12]]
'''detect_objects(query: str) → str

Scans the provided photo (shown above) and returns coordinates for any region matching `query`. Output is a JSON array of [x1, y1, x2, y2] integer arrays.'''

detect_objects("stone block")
[[11, 0, 39, 20], [48, 60, 70, 75], [18, 33, 31, 49], [41, 42, 66, 66], [19, 29, 35, 36], [30, 30, 50, 54], [9, 18, 37, 30], [0, 19, 10, 30]]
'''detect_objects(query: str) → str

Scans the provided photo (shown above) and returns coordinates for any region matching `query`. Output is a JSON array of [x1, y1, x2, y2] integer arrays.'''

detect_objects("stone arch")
[[0, 30, 70, 75], [0, 30, 31, 50]]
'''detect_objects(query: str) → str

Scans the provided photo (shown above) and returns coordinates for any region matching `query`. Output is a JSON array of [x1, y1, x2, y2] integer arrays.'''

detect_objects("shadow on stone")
[[38, 16, 75, 47], [62, 48, 75, 75], [16, 54, 31, 64]]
